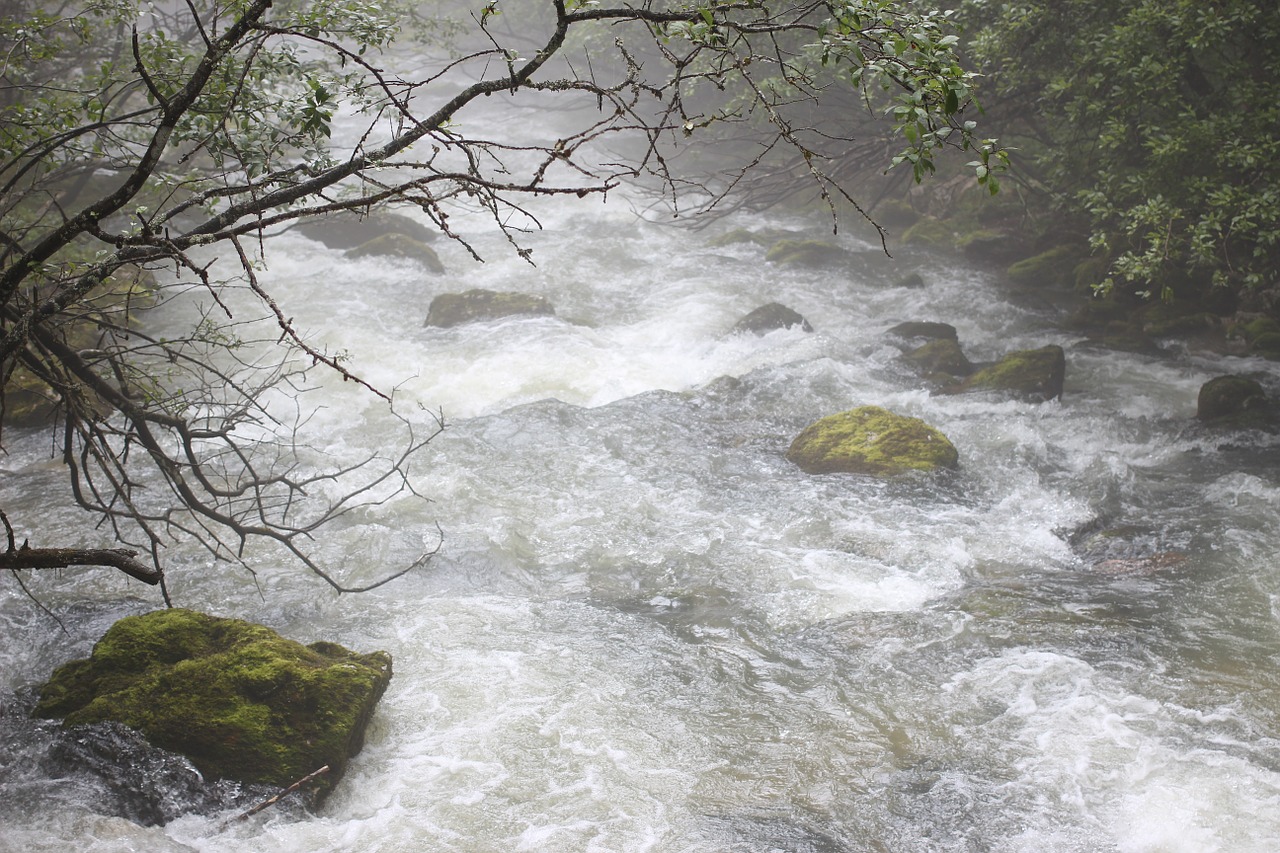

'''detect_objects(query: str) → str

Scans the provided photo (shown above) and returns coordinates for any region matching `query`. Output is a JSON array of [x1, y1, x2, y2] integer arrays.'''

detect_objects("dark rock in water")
[[886, 321, 958, 343], [893, 271, 926, 289], [34, 609, 392, 806], [425, 288, 555, 328], [1, 693, 271, 826], [786, 406, 959, 476], [293, 208, 437, 249], [1196, 375, 1277, 431], [346, 232, 444, 273], [947, 345, 1066, 402], [1064, 518, 1187, 576], [732, 303, 813, 335], [904, 339, 973, 377]]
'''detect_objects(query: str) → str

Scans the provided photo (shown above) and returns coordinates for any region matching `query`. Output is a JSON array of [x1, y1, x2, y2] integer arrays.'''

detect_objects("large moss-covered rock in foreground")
[[34, 609, 392, 804], [425, 288, 555, 328], [953, 345, 1065, 401], [787, 406, 959, 476]]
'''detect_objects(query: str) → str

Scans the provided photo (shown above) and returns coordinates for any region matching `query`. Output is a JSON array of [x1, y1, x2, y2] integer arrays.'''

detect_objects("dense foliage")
[[965, 0, 1280, 310]]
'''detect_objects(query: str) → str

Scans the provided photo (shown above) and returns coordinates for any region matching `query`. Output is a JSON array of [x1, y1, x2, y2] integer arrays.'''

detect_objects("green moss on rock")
[[1006, 245, 1088, 289], [955, 345, 1065, 401], [786, 405, 959, 476], [34, 609, 392, 803], [425, 288, 555, 328], [764, 239, 848, 267], [899, 217, 956, 249]]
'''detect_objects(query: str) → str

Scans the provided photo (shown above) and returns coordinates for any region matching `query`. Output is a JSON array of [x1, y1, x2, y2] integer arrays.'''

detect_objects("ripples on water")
[[3, 200, 1280, 852]]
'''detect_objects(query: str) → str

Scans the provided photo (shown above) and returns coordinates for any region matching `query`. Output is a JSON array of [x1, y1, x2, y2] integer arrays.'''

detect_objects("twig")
[[223, 765, 331, 827]]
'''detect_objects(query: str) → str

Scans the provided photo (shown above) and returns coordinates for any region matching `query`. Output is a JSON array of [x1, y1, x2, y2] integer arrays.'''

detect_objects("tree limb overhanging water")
[[0, 0, 1000, 597]]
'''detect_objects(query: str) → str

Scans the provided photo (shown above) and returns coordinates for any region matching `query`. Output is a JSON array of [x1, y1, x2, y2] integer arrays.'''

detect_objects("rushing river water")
[[4, 184, 1280, 852]]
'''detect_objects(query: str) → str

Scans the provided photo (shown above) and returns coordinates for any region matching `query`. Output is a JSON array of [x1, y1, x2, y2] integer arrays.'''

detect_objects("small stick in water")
[[224, 765, 331, 827]]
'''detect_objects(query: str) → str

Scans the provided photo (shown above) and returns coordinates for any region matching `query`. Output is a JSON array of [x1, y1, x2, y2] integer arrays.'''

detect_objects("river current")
[[4, 187, 1280, 851]]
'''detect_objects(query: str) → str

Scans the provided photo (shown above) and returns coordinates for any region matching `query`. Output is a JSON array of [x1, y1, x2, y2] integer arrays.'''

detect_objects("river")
[[4, 174, 1280, 850]]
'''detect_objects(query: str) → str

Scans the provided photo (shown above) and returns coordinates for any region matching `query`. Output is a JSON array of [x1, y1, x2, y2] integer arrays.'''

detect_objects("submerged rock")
[[949, 345, 1066, 401], [786, 405, 959, 476], [425, 288, 555, 328], [731, 302, 813, 335], [34, 609, 392, 805], [293, 208, 437, 250], [346, 232, 444, 273]]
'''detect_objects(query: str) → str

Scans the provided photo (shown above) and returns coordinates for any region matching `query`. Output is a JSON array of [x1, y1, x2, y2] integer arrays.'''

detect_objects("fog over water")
[[4, 10, 1280, 850]]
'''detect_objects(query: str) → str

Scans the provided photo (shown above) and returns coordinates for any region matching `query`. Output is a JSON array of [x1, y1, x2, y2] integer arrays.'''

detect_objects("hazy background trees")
[[962, 0, 1280, 312]]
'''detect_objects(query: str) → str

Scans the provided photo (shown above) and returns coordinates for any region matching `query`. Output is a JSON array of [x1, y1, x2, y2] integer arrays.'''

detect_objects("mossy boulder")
[[347, 233, 444, 273], [904, 339, 974, 377], [34, 609, 392, 804], [1251, 332, 1280, 360], [1006, 245, 1089, 290], [1196, 375, 1277, 430], [786, 406, 959, 476], [952, 345, 1066, 401], [899, 216, 956, 250], [765, 239, 848, 267], [732, 302, 813, 335], [425, 288, 555, 328]]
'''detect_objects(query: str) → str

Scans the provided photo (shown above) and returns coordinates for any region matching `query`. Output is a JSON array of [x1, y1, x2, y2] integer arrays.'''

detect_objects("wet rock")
[[903, 339, 973, 377], [346, 233, 444, 273], [1090, 553, 1187, 575], [731, 303, 813, 335], [1064, 518, 1187, 575], [1231, 316, 1280, 355], [1, 690, 272, 827], [893, 271, 926, 289], [786, 405, 959, 476], [34, 609, 392, 805], [293, 208, 437, 250], [425, 288, 555, 328], [764, 238, 849, 267], [947, 345, 1065, 402], [885, 321, 958, 343], [1196, 375, 1278, 430]]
